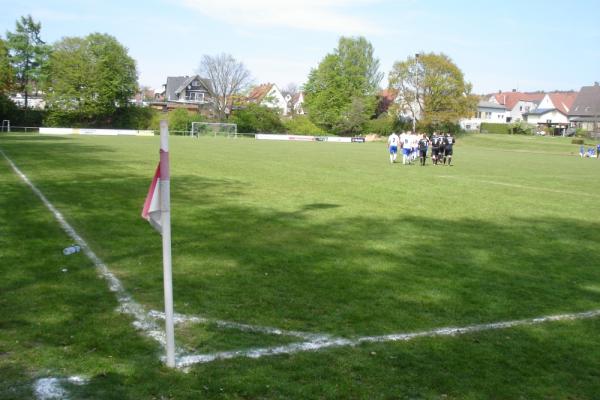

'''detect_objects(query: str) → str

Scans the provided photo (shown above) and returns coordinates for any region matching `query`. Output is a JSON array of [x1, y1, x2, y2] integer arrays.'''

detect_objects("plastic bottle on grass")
[[63, 245, 81, 255]]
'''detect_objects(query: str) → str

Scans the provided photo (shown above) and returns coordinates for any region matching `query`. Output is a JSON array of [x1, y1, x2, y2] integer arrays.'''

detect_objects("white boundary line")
[[438, 175, 600, 198], [176, 309, 600, 368], [3, 148, 600, 370]]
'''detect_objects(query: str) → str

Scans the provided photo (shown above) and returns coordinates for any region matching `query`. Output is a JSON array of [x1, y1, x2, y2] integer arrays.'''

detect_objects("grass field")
[[1, 133, 600, 399]]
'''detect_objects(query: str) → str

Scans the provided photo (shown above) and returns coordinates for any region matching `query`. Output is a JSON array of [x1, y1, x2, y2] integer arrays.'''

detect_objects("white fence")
[[39, 127, 154, 136]]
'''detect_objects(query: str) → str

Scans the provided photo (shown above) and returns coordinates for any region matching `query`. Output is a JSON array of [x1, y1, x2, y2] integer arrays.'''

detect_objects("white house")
[[489, 91, 545, 122], [460, 100, 507, 131], [247, 83, 288, 115], [522, 92, 577, 135]]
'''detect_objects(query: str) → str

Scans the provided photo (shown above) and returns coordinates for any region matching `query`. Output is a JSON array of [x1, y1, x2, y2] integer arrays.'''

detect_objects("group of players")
[[387, 131, 455, 166]]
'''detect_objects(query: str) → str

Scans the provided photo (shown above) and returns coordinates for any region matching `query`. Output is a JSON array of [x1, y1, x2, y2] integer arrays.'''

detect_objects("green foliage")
[[365, 114, 395, 135], [304, 36, 382, 134], [156, 108, 206, 133], [0, 93, 45, 126], [575, 128, 589, 138], [45, 33, 137, 125], [389, 52, 477, 132], [0, 38, 13, 94], [508, 121, 534, 135], [5, 15, 49, 107], [282, 115, 326, 135], [571, 138, 584, 145], [232, 103, 285, 133]]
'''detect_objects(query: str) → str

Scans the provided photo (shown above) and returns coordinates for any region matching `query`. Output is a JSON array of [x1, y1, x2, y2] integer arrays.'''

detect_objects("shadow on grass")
[[2, 137, 600, 398]]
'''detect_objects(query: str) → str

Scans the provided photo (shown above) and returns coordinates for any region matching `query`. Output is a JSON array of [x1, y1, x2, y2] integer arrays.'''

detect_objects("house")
[[522, 92, 577, 135], [9, 92, 45, 109], [247, 83, 288, 115], [460, 100, 507, 131], [150, 75, 214, 114], [568, 82, 600, 135], [489, 90, 545, 122], [284, 91, 305, 115]]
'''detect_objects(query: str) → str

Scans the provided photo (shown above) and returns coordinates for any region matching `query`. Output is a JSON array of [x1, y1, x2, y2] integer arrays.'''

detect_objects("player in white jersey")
[[387, 132, 400, 163], [401, 132, 412, 164]]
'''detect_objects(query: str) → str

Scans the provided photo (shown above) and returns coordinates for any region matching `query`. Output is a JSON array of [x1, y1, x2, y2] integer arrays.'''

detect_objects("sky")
[[1, 0, 599, 94]]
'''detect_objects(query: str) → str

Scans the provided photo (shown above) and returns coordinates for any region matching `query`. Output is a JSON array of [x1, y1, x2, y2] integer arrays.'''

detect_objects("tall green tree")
[[6, 15, 49, 108], [0, 37, 13, 94], [388, 52, 477, 131], [304, 36, 383, 135], [45, 33, 138, 124]]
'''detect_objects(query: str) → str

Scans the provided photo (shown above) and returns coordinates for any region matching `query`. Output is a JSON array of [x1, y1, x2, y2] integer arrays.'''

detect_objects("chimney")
[[498, 89, 502, 94], [512, 89, 517, 92], [595, 82, 599, 86]]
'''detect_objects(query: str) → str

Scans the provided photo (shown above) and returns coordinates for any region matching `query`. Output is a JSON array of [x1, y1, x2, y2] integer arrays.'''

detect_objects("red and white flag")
[[141, 149, 169, 234], [141, 162, 162, 233]]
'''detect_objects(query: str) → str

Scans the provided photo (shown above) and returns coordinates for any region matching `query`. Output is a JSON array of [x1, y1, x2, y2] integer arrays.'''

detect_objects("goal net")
[[191, 122, 238, 138]]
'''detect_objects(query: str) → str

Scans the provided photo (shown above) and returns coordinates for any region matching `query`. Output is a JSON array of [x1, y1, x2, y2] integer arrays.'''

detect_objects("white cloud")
[[180, 0, 384, 35]]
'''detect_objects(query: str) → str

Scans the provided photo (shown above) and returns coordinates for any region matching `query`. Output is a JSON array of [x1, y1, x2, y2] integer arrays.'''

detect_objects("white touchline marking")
[[176, 309, 600, 368], [34, 376, 88, 400], [4, 149, 600, 370], [438, 175, 600, 198], [148, 310, 331, 341]]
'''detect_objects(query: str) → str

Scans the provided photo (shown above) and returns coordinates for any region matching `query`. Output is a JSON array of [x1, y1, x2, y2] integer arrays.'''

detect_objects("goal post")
[[191, 122, 238, 138], [1, 120, 10, 132]]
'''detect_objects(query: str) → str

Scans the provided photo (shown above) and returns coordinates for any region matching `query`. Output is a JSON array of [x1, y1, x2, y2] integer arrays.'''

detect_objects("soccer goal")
[[1, 120, 10, 132], [191, 122, 237, 138]]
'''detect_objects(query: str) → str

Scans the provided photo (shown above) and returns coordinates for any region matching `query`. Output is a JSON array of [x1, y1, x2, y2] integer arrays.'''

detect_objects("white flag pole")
[[159, 120, 176, 367]]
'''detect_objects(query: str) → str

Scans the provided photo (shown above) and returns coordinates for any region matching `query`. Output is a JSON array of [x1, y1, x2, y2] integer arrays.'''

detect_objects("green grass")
[[1, 133, 600, 399]]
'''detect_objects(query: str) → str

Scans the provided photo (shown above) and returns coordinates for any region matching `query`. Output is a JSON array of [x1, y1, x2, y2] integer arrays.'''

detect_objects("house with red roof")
[[522, 92, 577, 135], [247, 83, 288, 115], [488, 90, 545, 122]]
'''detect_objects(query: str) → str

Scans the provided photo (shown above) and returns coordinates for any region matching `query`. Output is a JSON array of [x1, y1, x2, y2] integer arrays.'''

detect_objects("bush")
[[0, 95, 46, 126], [366, 115, 395, 136], [150, 109, 205, 133], [283, 115, 325, 135], [232, 104, 285, 134], [571, 139, 584, 145]]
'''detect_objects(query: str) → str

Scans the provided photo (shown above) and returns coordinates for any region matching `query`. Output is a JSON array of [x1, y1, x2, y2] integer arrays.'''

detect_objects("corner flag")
[[141, 161, 163, 233], [141, 120, 176, 368]]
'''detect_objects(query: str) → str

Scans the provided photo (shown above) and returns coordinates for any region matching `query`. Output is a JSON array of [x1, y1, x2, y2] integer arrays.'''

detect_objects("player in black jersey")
[[443, 134, 455, 165], [417, 134, 429, 166], [431, 134, 439, 165]]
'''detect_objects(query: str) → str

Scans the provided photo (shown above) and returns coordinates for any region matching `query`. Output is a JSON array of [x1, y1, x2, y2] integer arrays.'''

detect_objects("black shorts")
[[432, 148, 439, 156], [419, 149, 427, 157], [445, 147, 453, 156]]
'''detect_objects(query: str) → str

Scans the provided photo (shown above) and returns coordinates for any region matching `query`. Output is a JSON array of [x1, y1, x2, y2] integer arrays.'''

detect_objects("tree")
[[45, 33, 138, 124], [388, 52, 477, 131], [303, 36, 383, 135], [0, 38, 13, 94], [197, 53, 252, 121], [232, 104, 285, 133], [6, 15, 49, 108]]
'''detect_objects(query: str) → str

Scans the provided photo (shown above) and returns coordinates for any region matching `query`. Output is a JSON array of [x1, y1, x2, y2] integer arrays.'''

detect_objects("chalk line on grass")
[[34, 376, 88, 400], [438, 175, 600, 198], [4, 149, 600, 370], [176, 308, 600, 368]]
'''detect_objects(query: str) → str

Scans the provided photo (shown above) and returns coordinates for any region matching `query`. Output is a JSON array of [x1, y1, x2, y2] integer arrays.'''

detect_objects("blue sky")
[[1, 0, 599, 94]]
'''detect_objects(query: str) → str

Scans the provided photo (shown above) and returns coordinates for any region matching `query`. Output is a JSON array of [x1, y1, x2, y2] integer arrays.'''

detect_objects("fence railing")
[[0, 126, 40, 134]]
